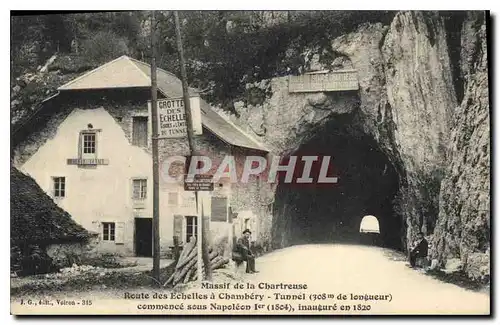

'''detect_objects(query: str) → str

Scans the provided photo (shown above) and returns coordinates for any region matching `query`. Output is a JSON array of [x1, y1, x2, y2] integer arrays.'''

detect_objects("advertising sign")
[[149, 96, 203, 139]]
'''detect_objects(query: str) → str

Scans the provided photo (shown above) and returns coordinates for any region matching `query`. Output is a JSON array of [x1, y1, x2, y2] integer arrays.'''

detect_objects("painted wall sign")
[[288, 70, 359, 93], [67, 158, 109, 165]]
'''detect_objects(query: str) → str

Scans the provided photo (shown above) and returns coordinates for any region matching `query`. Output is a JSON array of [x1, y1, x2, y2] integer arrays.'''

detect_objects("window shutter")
[[78, 132, 83, 159], [115, 222, 125, 244], [91, 221, 101, 231], [92, 221, 102, 240], [211, 197, 228, 222], [132, 117, 148, 147], [173, 215, 183, 241]]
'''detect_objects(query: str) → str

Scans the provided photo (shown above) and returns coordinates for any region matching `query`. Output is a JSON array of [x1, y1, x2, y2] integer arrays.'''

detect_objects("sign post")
[[174, 10, 212, 282], [184, 174, 213, 284], [150, 10, 161, 287]]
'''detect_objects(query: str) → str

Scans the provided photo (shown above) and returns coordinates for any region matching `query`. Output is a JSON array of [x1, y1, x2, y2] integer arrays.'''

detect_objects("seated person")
[[409, 232, 428, 268], [234, 229, 259, 274]]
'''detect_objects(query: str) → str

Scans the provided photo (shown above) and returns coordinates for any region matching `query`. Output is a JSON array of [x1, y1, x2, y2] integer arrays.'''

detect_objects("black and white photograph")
[[9, 10, 491, 315]]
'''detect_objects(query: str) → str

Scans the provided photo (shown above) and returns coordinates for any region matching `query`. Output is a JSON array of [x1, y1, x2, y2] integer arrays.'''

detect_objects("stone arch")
[[271, 114, 403, 250]]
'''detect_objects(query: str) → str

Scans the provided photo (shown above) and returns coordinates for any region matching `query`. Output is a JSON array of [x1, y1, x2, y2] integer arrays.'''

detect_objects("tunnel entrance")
[[272, 116, 403, 251]]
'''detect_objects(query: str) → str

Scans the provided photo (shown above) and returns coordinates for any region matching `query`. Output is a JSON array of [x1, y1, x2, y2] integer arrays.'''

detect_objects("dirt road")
[[241, 244, 490, 314], [11, 244, 490, 315]]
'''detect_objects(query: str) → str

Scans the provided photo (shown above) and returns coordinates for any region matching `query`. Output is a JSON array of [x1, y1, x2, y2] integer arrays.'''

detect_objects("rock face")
[[381, 11, 458, 244], [433, 12, 490, 281], [236, 78, 360, 154], [232, 11, 489, 280]]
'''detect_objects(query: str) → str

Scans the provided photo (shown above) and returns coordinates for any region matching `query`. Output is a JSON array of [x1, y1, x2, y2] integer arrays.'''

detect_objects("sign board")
[[184, 174, 214, 191], [288, 70, 359, 93], [67, 158, 109, 166], [148, 96, 203, 139]]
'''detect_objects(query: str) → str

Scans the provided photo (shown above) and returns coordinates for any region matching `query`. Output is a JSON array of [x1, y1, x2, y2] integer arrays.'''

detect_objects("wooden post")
[[174, 11, 212, 281], [173, 236, 181, 263], [196, 192, 203, 284], [150, 10, 161, 286]]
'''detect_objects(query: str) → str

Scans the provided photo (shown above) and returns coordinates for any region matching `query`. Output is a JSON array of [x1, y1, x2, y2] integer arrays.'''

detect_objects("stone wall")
[[47, 236, 100, 267]]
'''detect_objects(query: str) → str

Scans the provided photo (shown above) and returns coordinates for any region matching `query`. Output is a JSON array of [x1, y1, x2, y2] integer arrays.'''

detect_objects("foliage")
[[425, 268, 489, 291], [11, 244, 57, 276], [81, 31, 130, 66], [11, 12, 145, 79], [11, 11, 395, 116], [152, 11, 395, 113], [51, 251, 136, 270], [11, 263, 176, 297]]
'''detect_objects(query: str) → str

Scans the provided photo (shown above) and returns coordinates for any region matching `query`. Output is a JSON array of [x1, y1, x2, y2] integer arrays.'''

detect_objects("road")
[[240, 244, 490, 315], [11, 244, 490, 315]]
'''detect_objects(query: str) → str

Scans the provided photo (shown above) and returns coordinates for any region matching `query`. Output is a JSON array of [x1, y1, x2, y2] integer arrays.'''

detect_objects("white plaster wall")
[[20, 107, 178, 256], [19, 105, 263, 257]]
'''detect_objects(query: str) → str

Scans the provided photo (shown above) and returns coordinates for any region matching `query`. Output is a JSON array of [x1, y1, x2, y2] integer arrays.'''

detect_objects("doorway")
[[135, 218, 153, 257]]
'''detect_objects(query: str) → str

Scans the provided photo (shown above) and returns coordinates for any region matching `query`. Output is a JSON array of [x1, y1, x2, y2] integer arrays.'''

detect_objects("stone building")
[[12, 56, 270, 258]]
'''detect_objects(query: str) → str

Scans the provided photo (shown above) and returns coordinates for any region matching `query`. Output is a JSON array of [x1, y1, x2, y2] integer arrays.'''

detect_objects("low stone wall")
[[46, 236, 100, 268]]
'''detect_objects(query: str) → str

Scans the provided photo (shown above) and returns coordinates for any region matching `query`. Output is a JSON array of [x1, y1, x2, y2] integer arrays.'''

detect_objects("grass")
[[425, 269, 490, 293], [11, 262, 177, 297]]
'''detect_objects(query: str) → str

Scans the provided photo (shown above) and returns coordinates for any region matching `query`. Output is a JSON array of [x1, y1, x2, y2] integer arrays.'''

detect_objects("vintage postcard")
[[10, 10, 490, 315]]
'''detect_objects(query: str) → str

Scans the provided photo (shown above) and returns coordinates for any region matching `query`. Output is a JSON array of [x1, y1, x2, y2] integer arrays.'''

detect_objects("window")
[[133, 179, 147, 200], [132, 116, 148, 147], [83, 133, 96, 153], [102, 222, 115, 241], [185, 216, 198, 242], [168, 192, 179, 206], [53, 177, 65, 198], [80, 131, 97, 159]]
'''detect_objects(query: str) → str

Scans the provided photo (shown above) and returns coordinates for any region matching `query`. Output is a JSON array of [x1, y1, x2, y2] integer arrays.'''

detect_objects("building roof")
[[57, 55, 268, 152], [200, 100, 269, 152], [58, 55, 198, 97], [10, 166, 92, 245]]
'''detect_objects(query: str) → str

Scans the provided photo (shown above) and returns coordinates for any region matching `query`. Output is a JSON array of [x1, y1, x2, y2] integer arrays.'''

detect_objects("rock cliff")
[[231, 11, 489, 280], [433, 12, 490, 281]]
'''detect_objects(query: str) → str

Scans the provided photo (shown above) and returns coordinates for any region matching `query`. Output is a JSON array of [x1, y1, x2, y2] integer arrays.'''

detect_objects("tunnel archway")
[[272, 116, 403, 251]]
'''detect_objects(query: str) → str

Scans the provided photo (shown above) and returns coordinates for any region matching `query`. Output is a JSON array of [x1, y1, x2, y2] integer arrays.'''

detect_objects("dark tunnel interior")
[[272, 118, 403, 251]]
